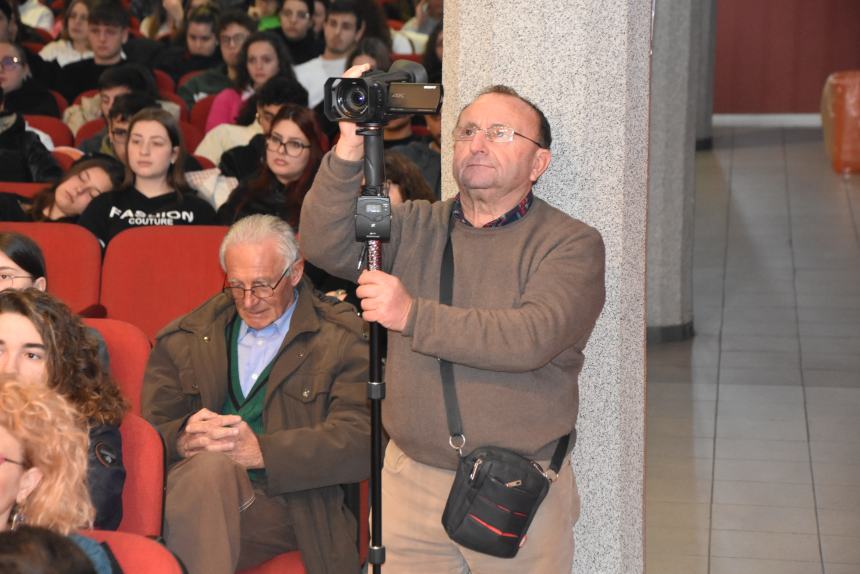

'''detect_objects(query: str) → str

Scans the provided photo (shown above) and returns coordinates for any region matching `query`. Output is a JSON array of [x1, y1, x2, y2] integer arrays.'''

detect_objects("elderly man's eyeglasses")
[[0, 56, 22, 71], [223, 266, 289, 300], [452, 124, 544, 148], [0, 454, 24, 467], [266, 135, 311, 157]]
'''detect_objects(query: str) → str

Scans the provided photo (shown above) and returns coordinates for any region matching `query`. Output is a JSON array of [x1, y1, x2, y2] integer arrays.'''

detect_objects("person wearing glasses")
[[0, 156, 124, 222], [300, 72, 606, 572], [78, 107, 216, 246], [216, 104, 321, 225], [0, 42, 59, 117], [177, 10, 256, 108], [275, 0, 321, 65], [142, 214, 370, 574]]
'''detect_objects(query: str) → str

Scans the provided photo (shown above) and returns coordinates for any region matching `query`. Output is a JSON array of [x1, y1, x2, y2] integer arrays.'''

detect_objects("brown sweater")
[[300, 152, 606, 469]]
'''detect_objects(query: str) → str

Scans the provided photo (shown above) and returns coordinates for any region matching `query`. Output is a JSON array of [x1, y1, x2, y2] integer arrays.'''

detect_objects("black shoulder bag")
[[438, 217, 573, 558]]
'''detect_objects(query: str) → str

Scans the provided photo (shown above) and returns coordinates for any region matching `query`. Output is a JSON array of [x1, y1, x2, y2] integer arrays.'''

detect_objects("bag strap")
[[437, 210, 571, 474]]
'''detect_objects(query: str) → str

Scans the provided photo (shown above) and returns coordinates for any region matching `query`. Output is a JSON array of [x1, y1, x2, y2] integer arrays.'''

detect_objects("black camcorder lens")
[[338, 82, 369, 118]]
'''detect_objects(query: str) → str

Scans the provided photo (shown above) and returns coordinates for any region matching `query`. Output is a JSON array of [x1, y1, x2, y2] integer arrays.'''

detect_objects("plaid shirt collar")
[[452, 191, 534, 228]]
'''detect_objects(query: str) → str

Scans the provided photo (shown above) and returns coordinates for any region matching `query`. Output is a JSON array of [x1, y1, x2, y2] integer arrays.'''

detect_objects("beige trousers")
[[163, 451, 298, 574], [379, 440, 579, 574]]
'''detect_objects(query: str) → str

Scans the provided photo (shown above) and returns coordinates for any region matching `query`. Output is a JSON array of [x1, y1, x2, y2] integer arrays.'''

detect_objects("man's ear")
[[121, 28, 129, 45], [33, 276, 47, 292], [289, 257, 305, 286], [355, 22, 365, 42], [529, 148, 551, 183]]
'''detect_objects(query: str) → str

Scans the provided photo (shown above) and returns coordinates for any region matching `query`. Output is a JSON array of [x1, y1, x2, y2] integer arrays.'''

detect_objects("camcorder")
[[325, 61, 442, 242], [323, 60, 443, 125]]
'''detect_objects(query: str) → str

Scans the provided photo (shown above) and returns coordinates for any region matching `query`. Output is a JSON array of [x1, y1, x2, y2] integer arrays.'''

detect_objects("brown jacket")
[[142, 278, 370, 574]]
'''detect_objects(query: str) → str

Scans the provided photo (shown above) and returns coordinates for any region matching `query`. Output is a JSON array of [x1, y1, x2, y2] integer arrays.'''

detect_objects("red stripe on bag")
[[467, 514, 519, 538]]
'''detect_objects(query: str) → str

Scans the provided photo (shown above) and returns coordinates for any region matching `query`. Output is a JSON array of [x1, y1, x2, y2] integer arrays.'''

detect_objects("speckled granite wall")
[[647, 0, 696, 332], [442, 2, 650, 571]]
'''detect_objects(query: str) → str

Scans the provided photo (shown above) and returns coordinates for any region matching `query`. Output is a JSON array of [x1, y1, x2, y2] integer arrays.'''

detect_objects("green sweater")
[[299, 152, 606, 470]]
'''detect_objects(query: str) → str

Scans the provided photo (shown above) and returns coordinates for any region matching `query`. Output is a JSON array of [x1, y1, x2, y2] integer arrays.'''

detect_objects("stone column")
[[443, 2, 651, 571], [694, 0, 717, 148], [646, 0, 697, 343]]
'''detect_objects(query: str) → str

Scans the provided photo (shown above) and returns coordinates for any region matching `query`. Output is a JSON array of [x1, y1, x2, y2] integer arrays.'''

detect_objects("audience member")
[[217, 104, 321, 225], [205, 30, 293, 131], [142, 214, 370, 574], [177, 9, 254, 106], [0, 378, 121, 572], [16, 0, 50, 32], [383, 150, 435, 204], [293, 0, 363, 109], [0, 88, 61, 183], [0, 377, 92, 533], [140, 0, 201, 41], [354, 0, 411, 53], [207, 74, 307, 176], [0, 42, 60, 117], [0, 0, 57, 88], [57, 0, 130, 104], [402, 0, 440, 36], [155, 4, 222, 83], [0, 156, 124, 221], [79, 90, 157, 158], [78, 107, 216, 246], [275, 0, 321, 65], [39, 0, 93, 67], [390, 105, 441, 200], [0, 232, 46, 291], [0, 289, 128, 530], [0, 525, 103, 574]]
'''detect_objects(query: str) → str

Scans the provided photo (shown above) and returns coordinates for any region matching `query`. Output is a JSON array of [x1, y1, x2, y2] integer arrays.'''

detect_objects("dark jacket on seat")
[[0, 112, 62, 183]]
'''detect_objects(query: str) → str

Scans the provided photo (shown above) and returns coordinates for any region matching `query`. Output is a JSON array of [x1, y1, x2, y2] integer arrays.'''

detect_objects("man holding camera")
[[300, 64, 605, 573]]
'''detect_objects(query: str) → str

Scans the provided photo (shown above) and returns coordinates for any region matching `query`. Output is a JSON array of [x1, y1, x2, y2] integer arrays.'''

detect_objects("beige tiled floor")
[[645, 126, 860, 573]]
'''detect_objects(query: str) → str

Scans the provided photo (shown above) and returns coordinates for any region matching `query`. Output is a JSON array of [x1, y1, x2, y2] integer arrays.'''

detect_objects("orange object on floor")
[[821, 71, 860, 173]]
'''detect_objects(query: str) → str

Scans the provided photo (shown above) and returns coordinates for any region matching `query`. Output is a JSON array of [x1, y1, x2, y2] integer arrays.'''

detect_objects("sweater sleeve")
[[299, 151, 399, 281], [404, 223, 606, 371]]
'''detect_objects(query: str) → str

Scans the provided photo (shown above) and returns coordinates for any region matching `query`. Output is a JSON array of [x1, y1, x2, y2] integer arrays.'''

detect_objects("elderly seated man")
[[142, 214, 370, 574]]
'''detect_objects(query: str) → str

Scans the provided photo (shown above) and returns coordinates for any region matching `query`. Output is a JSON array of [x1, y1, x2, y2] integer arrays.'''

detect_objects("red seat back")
[[190, 94, 216, 132], [75, 118, 107, 146], [115, 413, 165, 537], [83, 318, 151, 415], [0, 182, 47, 198], [179, 120, 203, 153], [160, 90, 189, 121], [177, 69, 204, 89], [48, 90, 69, 115], [52, 150, 75, 170], [73, 88, 99, 107], [25, 115, 74, 147], [80, 530, 180, 572], [100, 226, 228, 341], [154, 69, 176, 93], [0, 222, 102, 315]]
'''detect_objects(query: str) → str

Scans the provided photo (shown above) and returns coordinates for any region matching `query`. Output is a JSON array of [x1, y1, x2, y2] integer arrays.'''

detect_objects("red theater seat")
[[84, 318, 151, 415], [100, 225, 228, 341], [80, 530, 181, 572], [0, 222, 101, 315], [25, 115, 74, 147], [117, 413, 165, 538]]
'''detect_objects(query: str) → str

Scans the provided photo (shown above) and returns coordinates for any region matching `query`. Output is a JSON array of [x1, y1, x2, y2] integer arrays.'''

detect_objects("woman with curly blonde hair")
[[0, 289, 128, 530], [0, 377, 93, 534]]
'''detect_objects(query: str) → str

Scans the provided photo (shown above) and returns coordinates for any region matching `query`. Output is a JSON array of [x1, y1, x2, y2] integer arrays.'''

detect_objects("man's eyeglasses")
[[220, 33, 249, 46], [223, 266, 290, 300], [0, 56, 22, 71], [266, 135, 311, 157], [452, 124, 544, 148], [0, 454, 24, 467], [280, 8, 309, 20]]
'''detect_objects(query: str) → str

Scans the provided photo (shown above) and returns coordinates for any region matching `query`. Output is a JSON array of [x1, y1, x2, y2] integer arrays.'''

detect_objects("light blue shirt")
[[236, 290, 298, 398]]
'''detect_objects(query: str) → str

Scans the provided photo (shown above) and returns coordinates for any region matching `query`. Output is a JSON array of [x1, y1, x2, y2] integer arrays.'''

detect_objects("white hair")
[[219, 214, 299, 273]]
